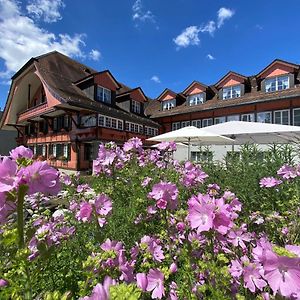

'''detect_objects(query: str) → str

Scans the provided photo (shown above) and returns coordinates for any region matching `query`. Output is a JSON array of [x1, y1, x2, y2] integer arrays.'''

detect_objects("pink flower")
[[136, 273, 148, 291], [277, 165, 297, 180], [0, 157, 18, 192], [229, 259, 243, 278], [243, 264, 267, 293], [156, 142, 176, 152], [259, 177, 282, 188], [123, 137, 143, 152], [187, 196, 214, 233], [76, 202, 93, 222], [285, 245, 300, 257], [228, 226, 252, 249], [148, 182, 179, 210], [0, 192, 15, 224], [10, 146, 33, 160], [94, 194, 112, 216], [20, 161, 60, 195], [146, 269, 165, 299], [262, 250, 300, 297], [0, 279, 8, 287], [100, 239, 123, 252], [142, 177, 152, 187], [170, 262, 177, 273]]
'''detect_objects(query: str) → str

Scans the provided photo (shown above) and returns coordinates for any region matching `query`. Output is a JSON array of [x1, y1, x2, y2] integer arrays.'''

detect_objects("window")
[[126, 121, 144, 134], [181, 121, 190, 128], [241, 113, 255, 122], [132, 100, 141, 114], [162, 99, 176, 111], [293, 108, 300, 126], [257, 112, 272, 123], [274, 110, 289, 125], [98, 115, 123, 130], [84, 144, 93, 161], [265, 76, 289, 92], [98, 115, 105, 126], [214, 117, 226, 124], [191, 151, 213, 162], [42, 145, 46, 157], [172, 122, 181, 131], [191, 120, 201, 128], [117, 120, 123, 130], [222, 85, 241, 100], [63, 144, 69, 159], [96, 86, 111, 104], [105, 117, 111, 128], [145, 127, 158, 136], [52, 144, 57, 157], [202, 118, 213, 127], [81, 115, 96, 127], [111, 119, 117, 129], [188, 93, 204, 106], [227, 115, 240, 122], [139, 125, 144, 134]]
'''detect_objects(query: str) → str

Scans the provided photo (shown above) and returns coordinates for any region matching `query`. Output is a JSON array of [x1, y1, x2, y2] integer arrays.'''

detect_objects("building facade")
[[0, 51, 159, 170], [0, 111, 17, 155], [144, 59, 300, 161], [1, 53, 300, 168]]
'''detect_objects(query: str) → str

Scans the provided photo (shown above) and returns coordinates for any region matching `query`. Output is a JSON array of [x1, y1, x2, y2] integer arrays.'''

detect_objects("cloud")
[[151, 75, 161, 83], [200, 21, 216, 36], [26, 0, 65, 23], [255, 24, 263, 30], [173, 26, 200, 49], [207, 54, 215, 60], [132, 0, 156, 26], [217, 7, 235, 28], [173, 7, 235, 49], [0, 0, 87, 78], [89, 49, 101, 61]]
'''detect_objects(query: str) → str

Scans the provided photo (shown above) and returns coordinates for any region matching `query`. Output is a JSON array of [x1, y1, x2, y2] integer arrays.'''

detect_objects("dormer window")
[[188, 93, 204, 106], [222, 85, 241, 100], [162, 99, 176, 111], [131, 100, 141, 114], [96, 86, 111, 104], [265, 75, 289, 92]]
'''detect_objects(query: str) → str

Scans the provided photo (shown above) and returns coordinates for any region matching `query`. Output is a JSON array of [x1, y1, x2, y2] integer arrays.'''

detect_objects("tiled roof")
[[29, 51, 159, 128]]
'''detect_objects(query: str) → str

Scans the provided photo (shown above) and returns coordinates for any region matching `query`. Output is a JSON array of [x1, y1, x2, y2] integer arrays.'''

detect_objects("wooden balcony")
[[17, 103, 50, 123]]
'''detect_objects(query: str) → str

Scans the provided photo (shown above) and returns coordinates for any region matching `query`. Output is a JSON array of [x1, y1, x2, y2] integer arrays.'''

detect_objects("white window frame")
[[222, 85, 241, 100], [53, 144, 57, 157], [63, 144, 68, 158], [257, 111, 272, 123], [172, 122, 181, 131], [162, 99, 176, 111], [188, 93, 204, 106], [202, 118, 213, 127], [98, 114, 123, 130], [274, 110, 290, 125], [81, 115, 97, 127], [265, 76, 289, 93], [97, 86, 111, 104], [293, 108, 300, 126], [132, 100, 141, 114], [42, 144, 46, 156], [191, 120, 201, 128], [241, 113, 255, 122], [181, 121, 190, 128], [227, 115, 240, 122], [214, 117, 226, 124]]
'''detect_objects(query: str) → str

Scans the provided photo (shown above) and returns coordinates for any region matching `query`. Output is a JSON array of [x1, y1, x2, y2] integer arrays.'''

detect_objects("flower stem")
[[17, 185, 28, 249]]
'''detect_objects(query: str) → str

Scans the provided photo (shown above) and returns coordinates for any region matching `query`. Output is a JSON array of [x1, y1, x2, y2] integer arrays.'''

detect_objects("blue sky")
[[1, 0, 300, 109]]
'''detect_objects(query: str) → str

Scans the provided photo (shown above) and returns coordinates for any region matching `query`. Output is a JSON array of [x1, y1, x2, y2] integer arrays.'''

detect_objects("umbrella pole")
[[188, 137, 191, 161]]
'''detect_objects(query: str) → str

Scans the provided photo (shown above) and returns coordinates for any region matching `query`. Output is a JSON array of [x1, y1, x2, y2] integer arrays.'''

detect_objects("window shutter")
[[218, 89, 223, 100], [261, 79, 266, 92], [288, 73, 295, 88]]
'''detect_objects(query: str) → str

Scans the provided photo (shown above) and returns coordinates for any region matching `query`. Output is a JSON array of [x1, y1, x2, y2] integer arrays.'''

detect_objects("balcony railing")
[[17, 103, 49, 122]]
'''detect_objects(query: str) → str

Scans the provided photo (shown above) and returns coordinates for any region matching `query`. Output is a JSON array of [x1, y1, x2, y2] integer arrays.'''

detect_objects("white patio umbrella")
[[147, 126, 233, 160], [205, 121, 300, 144]]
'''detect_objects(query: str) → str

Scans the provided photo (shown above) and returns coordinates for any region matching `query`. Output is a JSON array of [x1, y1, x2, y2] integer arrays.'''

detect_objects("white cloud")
[[0, 0, 87, 78], [173, 26, 200, 49], [89, 49, 101, 61], [26, 0, 65, 23], [217, 7, 235, 28], [132, 0, 156, 26], [207, 54, 215, 60], [151, 75, 161, 83], [200, 21, 216, 36], [255, 24, 263, 30]]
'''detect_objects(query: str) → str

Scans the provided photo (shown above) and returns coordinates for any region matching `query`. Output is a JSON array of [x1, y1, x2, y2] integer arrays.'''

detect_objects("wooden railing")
[[17, 103, 48, 122]]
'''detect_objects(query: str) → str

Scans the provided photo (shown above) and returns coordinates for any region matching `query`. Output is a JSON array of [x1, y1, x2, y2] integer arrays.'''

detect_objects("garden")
[[0, 138, 299, 299]]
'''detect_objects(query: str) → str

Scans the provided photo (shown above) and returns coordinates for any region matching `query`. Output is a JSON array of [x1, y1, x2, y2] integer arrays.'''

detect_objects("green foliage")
[[110, 283, 142, 300]]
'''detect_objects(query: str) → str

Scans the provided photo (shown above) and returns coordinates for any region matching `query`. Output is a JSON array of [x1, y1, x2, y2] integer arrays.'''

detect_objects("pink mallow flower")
[[123, 137, 143, 152], [10, 146, 33, 160], [259, 177, 282, 188], [76, 202, 93, 222], [136, 273, 148, 291], [146, 269, 165, 299], [93, 194, 112, 216], [262, 250, 300, 297], [156, 141, 177, 152], [148, 182, 179, 210], [0, 157, 18, 192], [277, 164, 298, 180], [20, 161, 60, 195], [243, 264, 267, 293]]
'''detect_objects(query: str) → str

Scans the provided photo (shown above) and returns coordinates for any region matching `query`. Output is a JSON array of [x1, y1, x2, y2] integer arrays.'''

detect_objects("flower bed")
[[0, 141, 299, 299]]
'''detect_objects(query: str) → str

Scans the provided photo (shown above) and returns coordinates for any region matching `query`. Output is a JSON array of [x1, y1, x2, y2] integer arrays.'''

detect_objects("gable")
[[259, 62, 295, 79], [217, 73, 245, 88], [157, 89, 177, 101], [94, 71, 119, 91], [184, 82, 206, 95], [131, 88, 147, 103]]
